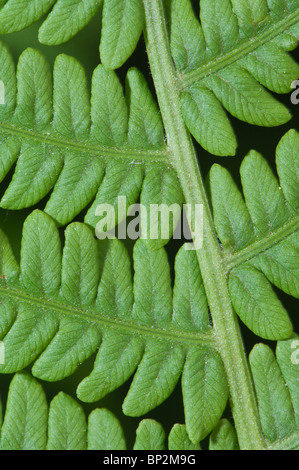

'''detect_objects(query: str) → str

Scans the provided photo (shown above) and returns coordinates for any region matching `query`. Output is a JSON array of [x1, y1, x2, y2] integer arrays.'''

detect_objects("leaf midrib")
[[0, 121, 169, 164], [179, 9, 299, 89], [0, 284, 215, 348], [224, 215, 299, 273]]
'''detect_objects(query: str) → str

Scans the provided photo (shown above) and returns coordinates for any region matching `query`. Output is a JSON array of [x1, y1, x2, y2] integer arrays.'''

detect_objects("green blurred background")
[[0, 5, 298, 448]]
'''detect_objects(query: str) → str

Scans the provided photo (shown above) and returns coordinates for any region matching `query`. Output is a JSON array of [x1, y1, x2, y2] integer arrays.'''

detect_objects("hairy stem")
[[143, 0, 266, 449]]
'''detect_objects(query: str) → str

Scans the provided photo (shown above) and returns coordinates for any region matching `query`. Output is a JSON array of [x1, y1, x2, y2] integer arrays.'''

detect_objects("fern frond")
[[0, 372, 205, 450], [208, 419, 239, 450], [208, 335, 299, 450], [1, 340, 298, 451], [0, 372, 170, 450], [0, 0, 143, 69], [0, 210, 228, 443], [249, 336, 299, 450], [0, 131, 297, 444], [0, 43, 184, 246], [208, 129, 299, 340], [0, 1, 298, 450], [171, 0, 299, 156]]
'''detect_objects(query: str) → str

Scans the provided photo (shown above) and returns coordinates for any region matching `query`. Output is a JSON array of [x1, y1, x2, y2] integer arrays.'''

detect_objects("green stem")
[[143, 0, 266, 450]]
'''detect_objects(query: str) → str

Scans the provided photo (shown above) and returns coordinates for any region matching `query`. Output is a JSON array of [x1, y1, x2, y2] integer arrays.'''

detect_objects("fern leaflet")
[[0, 130, 298, 445], [0, 0, 143, 69], [0, 42, 183, 245], [1, 340, 298, 452], [0, 208, 226, 443], [0, 0, 298, 451], [171, 0, 299, 155], [208, 129, 299, 340]]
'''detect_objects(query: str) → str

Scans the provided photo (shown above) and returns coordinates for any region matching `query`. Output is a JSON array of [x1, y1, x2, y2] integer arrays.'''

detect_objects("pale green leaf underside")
[[0, 0, 297, 227], [250, 338, 299, 450], [209, 335, 299, 450], [0, 372, 48, 450], [0, 0, 297, 451], [171, 0, 299, 156], [0, 43, 184, 247], [168, 424, 201, 450], [133, 419, 166, 450], [1, 340, 298, 451], [0, 0, 143, 70], [208, 419, 239, 450], [0, 130, 297, 444], [208, 129, 299, 340], [0, 373, 202, 450], [0, 0, 297, 219], [0, 209, 225, 443], [0, 372, 163, 450], [0, 372, 204, 450]]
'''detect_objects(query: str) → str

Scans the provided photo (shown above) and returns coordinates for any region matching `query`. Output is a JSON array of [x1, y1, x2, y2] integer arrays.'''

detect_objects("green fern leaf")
[[181, 346, 228, 443], [0, 372, 48, 450], [87, 409, 127, 450], [100, 0, 144, 70], [0, 372, 204, 450], [209, 419, 239, 450], [47, 392, 87, 450], [76, 331, 144, 403], [208, 129, 299, 340], [0, 0, 298, 451], [168, 424, 201, 451], [38, 0, 104, 46], [249, 337, 299, 450], [0, 210, 225, 443], [1, 123, 297, 443], [133, 419, 166, 450], [122, 341, 185, 417], [3, 353, 296, 450], [90, 64, 128, 146], [171, 0, 299, 156], [229, 265, 293, 340], [0, 43, 182, 246], [0, 0, 143, 69], [276, 337, 299, 425], [139, 166, 184, 250], [84, 160, 144, 232], [0, 0, 56, 34], [0, 372, 127, 450]]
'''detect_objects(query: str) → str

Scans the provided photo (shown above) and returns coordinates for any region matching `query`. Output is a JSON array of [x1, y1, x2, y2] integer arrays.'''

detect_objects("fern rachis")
[[0, 0, 298, 451]]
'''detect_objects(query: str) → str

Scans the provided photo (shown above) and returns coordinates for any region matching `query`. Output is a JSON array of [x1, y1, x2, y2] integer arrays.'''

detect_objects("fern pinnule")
[[171, 0, 299, 155], [0, 0, 143, 70], [208, 129, 299, 340]]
